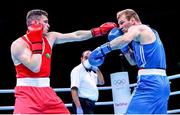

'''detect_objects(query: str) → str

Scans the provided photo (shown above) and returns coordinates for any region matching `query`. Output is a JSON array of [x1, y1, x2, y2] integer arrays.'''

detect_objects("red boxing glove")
[[27, 21, 43, 54], [91, 22, 117, 37]]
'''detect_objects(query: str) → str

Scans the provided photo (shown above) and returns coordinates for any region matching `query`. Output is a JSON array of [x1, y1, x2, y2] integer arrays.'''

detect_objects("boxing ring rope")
[[1, 74, 180, 114]]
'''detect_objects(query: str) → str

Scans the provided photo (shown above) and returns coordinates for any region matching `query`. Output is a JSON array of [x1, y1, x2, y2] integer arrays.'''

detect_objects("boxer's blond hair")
[[117, 9, 141, 22]]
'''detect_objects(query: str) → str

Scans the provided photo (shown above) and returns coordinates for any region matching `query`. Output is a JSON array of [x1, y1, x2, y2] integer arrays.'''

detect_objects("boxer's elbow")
[[32, 67, 41, 73]]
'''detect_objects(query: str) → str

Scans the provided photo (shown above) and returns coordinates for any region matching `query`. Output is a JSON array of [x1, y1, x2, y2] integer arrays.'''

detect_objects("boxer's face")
[[39, 15, 50, 34], [117, 14, 131, 33]]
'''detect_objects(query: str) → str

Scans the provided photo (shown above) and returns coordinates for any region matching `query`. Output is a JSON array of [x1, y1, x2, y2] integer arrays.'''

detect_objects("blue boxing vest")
[[132, 29, 166, 69]]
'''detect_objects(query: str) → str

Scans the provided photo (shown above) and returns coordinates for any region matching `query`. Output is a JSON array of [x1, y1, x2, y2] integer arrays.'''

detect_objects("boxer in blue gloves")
[[88, 9, 170, 114]]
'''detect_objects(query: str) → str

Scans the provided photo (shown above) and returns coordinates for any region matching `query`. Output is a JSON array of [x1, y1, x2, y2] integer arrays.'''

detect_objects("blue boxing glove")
[[88, 42, 112, 67], [108, 27, 124, 41], [108, 27, 129, 54], [83, 60, 98, 72]]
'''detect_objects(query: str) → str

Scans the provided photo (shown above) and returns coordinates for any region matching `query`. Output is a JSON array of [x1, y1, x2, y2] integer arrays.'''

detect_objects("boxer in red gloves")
[[10, 9, 116, 114]]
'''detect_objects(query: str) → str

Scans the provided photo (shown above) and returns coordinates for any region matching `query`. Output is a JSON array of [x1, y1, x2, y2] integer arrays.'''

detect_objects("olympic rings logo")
[[112, 79, 126, 87]]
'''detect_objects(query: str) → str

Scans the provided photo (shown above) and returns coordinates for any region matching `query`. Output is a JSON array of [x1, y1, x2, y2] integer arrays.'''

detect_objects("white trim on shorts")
[[16, 78, 50, 87], [138, 69, 166, 76]]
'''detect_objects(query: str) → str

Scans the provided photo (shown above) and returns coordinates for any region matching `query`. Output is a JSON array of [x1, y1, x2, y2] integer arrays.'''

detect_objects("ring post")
[[110, 72, 131, 114]]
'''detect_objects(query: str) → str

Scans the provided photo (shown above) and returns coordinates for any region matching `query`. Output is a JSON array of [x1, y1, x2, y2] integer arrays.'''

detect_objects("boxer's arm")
[[109, 27, 139, 65], [109, 26, 140, 50], [47, 31, 92, 44], [123, 49, 136, 65], [46, 22, 117, 45], [11, 40, 42, 72]]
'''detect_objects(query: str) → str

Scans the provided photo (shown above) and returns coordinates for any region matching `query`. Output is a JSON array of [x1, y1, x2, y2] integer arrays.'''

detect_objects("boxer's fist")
[[27, 20, 43, 54], [108, 27, 123, 41], [83, 60, 98, 72], [88, 47, 105, 67], [88, 42, 111, 66], [27, 20, 43, 43], [91, 22, 117, 37]]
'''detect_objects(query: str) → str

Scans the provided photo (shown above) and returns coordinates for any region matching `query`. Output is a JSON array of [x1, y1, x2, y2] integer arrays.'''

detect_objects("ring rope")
[[0, 74, 180, 113]]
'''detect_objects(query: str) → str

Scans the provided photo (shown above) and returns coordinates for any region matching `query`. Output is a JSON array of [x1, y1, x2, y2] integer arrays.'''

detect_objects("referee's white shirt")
[[70, 63, 99, 101]]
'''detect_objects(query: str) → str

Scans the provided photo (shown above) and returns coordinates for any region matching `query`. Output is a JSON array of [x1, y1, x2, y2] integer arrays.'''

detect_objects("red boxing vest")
[[15, 35, 52, 78]]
